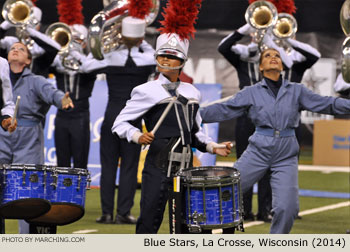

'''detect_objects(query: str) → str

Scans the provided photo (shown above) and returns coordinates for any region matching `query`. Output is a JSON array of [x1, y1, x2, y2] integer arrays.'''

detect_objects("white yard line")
[[243, 201, 350, 228], [216, 162, 350, 173], [73, 229, 98, 234]]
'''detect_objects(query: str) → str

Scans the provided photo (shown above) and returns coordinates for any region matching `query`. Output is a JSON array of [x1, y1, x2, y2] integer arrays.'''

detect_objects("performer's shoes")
[[243, 212, 255, 221], [115, 214, 137, 224], [96, 214, 114, 224], [257, 213, 273, 223]]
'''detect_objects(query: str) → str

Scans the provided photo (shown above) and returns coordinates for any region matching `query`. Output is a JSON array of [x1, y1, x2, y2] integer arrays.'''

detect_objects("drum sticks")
[[11, 96, 20, 126], [151, 96, 177, 135]]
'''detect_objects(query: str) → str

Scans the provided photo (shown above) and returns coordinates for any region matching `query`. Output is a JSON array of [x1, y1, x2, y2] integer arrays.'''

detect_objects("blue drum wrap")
[[46, 168, 89, 207], [178, 166, 243, 230], [0, 164, 51, 219]]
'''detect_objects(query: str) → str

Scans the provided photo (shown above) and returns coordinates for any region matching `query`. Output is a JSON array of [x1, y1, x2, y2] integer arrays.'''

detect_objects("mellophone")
[[175, 166, 244, 233], [0, 164, 91, 226]]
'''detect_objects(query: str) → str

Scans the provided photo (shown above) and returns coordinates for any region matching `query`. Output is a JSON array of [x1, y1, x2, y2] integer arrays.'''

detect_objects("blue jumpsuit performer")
[[218, 22, 293, 222], [0, 42, 73, 234], [83, 16, 156, 224], [200, 48, 350, 234], [113, 32, 231, 233]]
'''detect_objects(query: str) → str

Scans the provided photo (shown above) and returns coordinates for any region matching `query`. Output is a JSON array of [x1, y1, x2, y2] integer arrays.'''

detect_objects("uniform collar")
[[261, 76, 290, 88]]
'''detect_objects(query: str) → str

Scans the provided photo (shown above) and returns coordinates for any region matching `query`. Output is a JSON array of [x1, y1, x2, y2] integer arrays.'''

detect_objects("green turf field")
[[3, 169, 350, 234]]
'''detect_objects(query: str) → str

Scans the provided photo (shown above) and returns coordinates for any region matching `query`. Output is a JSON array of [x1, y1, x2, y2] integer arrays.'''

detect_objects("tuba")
[[46, 22, 81, 71], [2, 0, 39, 49], [272, 13, 298, 54], [340, 0, 350, 82], [245, 0, 278, 49], [88, 0, 160, 60]]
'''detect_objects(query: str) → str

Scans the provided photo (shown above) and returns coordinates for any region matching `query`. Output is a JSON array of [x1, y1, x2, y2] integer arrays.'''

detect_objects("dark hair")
[[259, 48, 279, 65]]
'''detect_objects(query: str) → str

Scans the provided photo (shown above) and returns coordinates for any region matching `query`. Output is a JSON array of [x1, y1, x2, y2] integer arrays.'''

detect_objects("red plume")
[[31, 0, 37, 5], [128, 0, 153, 19], [248, 0, 296, 14], [57, 0, 84, 25], [158, 0, 202, 40]]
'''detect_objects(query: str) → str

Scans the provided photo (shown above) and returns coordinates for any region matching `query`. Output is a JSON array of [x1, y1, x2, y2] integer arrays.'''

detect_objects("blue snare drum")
[[27, 167, 90, 226], [178, 166, 243, 232], [0, 164, 51, 219]]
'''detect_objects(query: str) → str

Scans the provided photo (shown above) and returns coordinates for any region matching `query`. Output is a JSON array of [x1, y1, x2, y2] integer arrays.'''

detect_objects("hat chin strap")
[[156, 59, 186, 70]]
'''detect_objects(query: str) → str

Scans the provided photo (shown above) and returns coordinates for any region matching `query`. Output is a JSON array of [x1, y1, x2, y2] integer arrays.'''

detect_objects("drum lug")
[[77, 175, 81, 191], [2, 169, 6, 185], [50, 172, 58, 188], [188, 211, 205, 233], [22, 169, 26, 186]]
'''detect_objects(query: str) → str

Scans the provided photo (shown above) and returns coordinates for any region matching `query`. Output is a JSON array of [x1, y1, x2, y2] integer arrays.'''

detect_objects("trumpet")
[[272, 13, 297, 40], [46, 22, 81, 71], [271, 13, 298, 54], [88, 0, 160, 60], [245, 0, 278, 46], [2, 0, 39, 50], [340, 0, 350, 82]]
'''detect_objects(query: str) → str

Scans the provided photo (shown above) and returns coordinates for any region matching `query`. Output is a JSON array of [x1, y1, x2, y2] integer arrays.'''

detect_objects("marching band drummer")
[[0, 42, 73, 234], [112, 0, 231, 234], [82, 15, 156, 224], [49, 24, 97, 170], [200, 48, 350, 234]]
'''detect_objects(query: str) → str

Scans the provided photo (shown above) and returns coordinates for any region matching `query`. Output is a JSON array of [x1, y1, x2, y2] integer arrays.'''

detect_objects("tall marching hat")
[[155, 0, 202, 69], [121, 0, 153, 38]]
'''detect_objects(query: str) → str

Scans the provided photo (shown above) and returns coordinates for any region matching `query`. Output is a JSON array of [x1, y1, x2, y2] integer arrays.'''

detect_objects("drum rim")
[[177, 166, 240, 182], [0, 163, 53, 171], [52, 167, 90, 175]]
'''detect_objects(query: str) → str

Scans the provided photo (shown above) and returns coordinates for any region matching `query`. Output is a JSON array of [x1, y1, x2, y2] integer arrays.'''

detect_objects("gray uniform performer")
[[200, 77, 350, 233], [0, 68, 65, 164]]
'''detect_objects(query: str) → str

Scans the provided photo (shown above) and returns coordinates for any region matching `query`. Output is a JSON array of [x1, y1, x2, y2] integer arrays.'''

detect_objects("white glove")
[[237, 23, 255, 35], [0, 21, 13, 30]]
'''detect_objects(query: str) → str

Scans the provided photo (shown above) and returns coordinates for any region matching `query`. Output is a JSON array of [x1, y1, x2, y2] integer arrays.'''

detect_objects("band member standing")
[[83, 4, 156, 223], [113, 0, 231, 234], [200, 48, 350, 233], [217, 20, 292, 222], [49, 7, 96, 168], [0, 42, 73, 234]]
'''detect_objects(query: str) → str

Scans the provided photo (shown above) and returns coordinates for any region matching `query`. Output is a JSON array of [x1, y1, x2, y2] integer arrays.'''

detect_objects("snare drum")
[[27, 167, 90, 226], [0, 164, 51, 219], [177, 166, 243, 232]]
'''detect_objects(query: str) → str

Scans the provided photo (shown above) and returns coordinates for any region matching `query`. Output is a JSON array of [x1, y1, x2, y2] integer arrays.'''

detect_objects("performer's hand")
[[237, 23, 255, 35], [2, 117, 17, 133], [138, 132, 154, 145], [213, 141, 232, 157], [61, 92, 74, 110]]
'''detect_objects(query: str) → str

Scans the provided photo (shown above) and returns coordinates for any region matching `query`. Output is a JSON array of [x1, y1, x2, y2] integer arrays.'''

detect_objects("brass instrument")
[[272, 13, 297, 39], [88, 0, 160, 60], [340, 0, 350, 82], [46, 22, 81, 71], [245, 0, 278, 48], [2, 0, 39, 49], [272, 13, 298, 54]]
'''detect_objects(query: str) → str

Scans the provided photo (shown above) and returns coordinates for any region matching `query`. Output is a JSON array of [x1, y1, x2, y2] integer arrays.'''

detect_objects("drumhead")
[[177, 166, 240, 184]]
